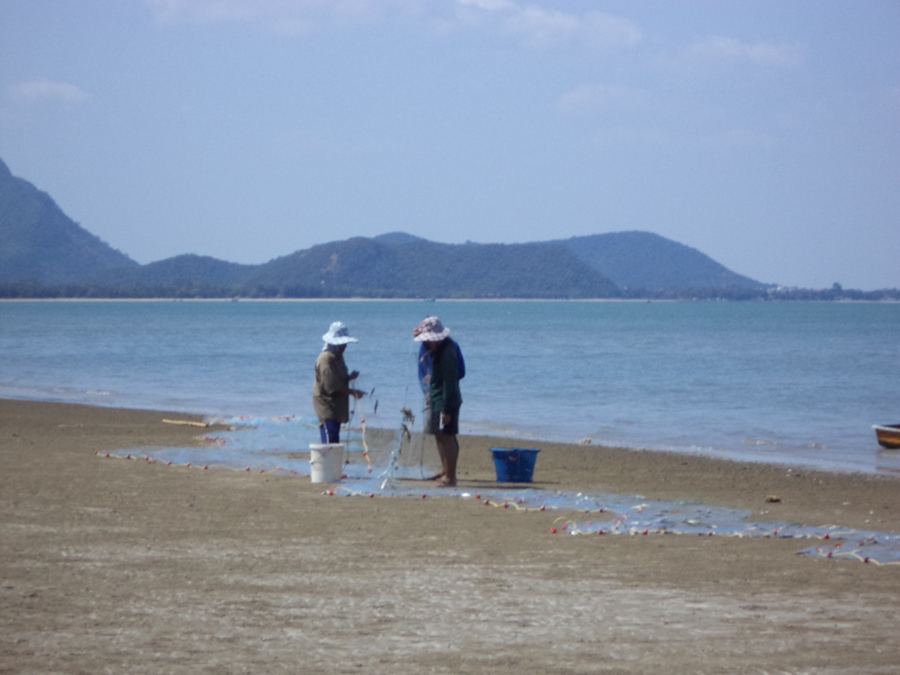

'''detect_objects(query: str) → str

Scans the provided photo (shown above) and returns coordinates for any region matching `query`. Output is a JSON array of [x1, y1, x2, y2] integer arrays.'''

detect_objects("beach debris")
[[579, 436, 592, 445], [765, 495, 782, 503], [162, 418, 209, 427]]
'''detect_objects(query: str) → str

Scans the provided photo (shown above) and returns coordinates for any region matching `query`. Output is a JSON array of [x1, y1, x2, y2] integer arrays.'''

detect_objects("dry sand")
[[2, 398, 900, 674]]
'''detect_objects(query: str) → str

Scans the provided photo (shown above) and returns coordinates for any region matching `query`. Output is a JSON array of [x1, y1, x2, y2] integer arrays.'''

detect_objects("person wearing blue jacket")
[[417, 335, 465, 395], [413, 316, 463, 487]]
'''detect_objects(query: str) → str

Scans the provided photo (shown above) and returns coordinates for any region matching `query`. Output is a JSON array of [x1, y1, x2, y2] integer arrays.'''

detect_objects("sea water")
[[1, 299, 898, 475]]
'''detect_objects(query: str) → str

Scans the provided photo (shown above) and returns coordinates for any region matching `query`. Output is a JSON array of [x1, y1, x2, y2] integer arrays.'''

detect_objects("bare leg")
[[434, 434, 449, 482], [435, 432, 458, 487], [422, 399, 443, 481]]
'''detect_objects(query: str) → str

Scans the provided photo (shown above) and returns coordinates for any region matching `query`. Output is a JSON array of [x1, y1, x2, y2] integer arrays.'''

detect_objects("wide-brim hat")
[[413, 316, 450, 342], [322, 321, 358, 345]]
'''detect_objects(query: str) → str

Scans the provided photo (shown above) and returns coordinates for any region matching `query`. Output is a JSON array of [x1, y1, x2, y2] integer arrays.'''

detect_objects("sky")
[[1, 1, 898, 290]]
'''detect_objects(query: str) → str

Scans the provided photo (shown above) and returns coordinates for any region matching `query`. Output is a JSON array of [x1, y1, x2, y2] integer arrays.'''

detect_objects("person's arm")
[[321, 357, 364, 399], [418, 348, 431, 394], [339, 370, 365, 399]]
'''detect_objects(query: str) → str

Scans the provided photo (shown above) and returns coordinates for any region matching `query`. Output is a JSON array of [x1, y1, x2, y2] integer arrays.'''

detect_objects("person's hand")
[[349, 370, 359, 381], [352, 389, 366, 399], [440, 412, 451, 427]]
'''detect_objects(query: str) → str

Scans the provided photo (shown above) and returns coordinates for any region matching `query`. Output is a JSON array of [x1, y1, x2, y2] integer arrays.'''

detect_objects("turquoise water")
[[1, 300, 898, 474]]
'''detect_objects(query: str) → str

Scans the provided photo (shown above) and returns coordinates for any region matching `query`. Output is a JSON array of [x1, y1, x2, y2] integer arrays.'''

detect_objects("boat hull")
[[873, 424, 900, 450]]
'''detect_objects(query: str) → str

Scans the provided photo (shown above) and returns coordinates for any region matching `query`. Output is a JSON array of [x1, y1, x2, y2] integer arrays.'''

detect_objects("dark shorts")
[[425, 406, 460, 436], [319, 418, 341, 444]]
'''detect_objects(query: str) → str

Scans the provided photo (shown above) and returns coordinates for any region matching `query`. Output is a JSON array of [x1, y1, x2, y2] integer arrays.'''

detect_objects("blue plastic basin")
[[490, 448, 540, 482]]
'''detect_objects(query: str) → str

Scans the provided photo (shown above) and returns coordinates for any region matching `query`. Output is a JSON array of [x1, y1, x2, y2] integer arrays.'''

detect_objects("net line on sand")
[[102, 410, 900, 566]]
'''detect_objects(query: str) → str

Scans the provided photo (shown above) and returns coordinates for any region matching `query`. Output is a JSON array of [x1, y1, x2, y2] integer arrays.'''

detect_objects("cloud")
[[7, 80, 91, 103], [144, 0, 641, 51], [677, 36, 804, 70], [580, 11, 642, 48], [457, 0, 513, 10], [499, 6, 641, 49], [501, 6, 579, 47], [557, 83, 645, 113], [145, 0, 255, 23]]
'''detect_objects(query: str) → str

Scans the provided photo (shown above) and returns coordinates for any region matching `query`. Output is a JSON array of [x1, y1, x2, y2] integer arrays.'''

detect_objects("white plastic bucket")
[[309, 443, 344, 483]]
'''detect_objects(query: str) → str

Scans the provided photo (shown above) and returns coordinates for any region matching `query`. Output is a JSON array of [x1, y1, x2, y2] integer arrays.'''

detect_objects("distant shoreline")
[[0, 296, 665, 303], [2, 296, 898, 303]]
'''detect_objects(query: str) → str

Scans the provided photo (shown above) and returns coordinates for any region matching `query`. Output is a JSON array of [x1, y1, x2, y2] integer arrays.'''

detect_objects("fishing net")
[[105, 403, 900, 566], [379, 399, 444, 483], [111, 389, 442, 484], [345, 375, 443, 482]]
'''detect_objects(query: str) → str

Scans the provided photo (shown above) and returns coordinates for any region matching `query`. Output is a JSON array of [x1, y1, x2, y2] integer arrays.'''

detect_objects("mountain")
[[372, 232, 429, 246], [556, 231, 761, 291], [248, 237, 620, 298], [0, 158, 137, 284], [0, 156, 785, 298], [89, 254, 256, 293]]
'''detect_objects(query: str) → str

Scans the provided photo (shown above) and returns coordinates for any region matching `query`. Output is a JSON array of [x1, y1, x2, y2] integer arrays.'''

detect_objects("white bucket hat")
[[322, 321, 358, 345], [413, 316, 450, 342]]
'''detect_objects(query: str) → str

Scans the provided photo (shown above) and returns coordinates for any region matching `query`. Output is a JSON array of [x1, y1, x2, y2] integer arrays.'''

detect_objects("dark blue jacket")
[[419, 340, 465, 394]]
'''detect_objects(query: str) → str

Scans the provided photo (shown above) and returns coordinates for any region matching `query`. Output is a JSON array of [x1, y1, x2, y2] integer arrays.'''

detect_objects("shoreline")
[[2, 392, 893, 479], [0, 396, 900, 512], [3, 398, 900, 672], [3, 296, 898, 303], [4, 396, 900, 533], [0, 395, 900, 481], [0, 297, 672, 304]]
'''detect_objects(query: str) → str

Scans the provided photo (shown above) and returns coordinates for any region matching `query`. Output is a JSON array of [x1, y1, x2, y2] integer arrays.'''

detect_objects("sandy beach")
[[3, 398, 900, 673]]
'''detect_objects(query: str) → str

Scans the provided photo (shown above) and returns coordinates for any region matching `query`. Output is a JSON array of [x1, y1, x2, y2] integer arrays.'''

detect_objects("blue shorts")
[[319, 418, 341, 443]]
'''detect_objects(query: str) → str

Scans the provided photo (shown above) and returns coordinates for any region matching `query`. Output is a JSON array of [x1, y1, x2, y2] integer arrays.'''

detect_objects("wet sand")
[[2, 398, 900, 673]]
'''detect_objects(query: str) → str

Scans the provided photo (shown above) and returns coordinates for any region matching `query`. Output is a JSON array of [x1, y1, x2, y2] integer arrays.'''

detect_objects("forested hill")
[[0, 158, 137, 284], [252, 237, 621, 299], [15, 156, 892, 299], [78, 236, 621, 299], [555, 232, 760, 291]]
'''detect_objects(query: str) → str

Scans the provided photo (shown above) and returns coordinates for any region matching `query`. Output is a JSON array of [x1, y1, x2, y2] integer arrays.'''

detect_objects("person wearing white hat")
[[313, 321, 365, 444], [413, 316, 463, 487]]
